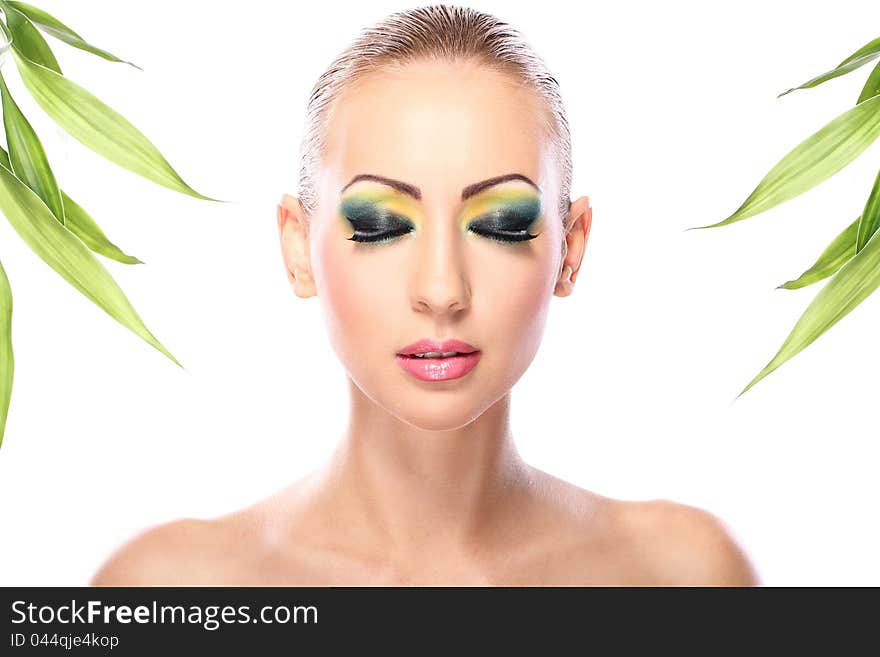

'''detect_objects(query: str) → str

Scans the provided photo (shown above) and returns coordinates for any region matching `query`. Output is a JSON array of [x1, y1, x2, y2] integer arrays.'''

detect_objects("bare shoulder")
[[89, 518, 231, 586], [619, 498, 761, 586], [89, 475, 326, 586]]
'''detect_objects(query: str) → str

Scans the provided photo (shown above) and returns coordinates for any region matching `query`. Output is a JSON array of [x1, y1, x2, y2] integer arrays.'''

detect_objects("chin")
[[396, 375, 520, 431], [373, 382, 501, 432], [396, 406, 487, 432]]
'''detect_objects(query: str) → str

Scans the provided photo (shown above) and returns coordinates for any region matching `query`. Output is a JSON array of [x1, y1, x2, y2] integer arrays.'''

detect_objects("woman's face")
[[281, 59, 589, 431]]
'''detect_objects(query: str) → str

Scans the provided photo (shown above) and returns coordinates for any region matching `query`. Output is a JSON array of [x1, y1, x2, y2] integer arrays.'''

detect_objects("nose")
[[410, 218, 471, 316]]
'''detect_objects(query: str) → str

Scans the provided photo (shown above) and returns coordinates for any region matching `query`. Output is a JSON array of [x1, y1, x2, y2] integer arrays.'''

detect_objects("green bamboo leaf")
[[688, 93, 880, 230], [58, 192, 143, 265], [11, 48, 220, 201], [777, 216, 859, 290], [1, 1, 60, 74], [0, 256, 13, 449], [856, 167, 880, 252], [0, 67, 64, 224], [0, 158, 182, 368], [0, 145, 142, 265], [778, 35, 880, 98], [858, 59, 880, 106], [3, 0, 140, 70], [737, 223, 880, 398]]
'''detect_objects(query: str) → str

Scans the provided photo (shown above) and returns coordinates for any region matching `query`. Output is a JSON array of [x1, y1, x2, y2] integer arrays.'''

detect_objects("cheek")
[[472, 244, 556, 369], [314, 231, 401, 358]]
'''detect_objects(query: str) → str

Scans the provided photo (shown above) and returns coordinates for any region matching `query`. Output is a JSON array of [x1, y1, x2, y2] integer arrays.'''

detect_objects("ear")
[[554, 195, 592, 297], [277, 193, 317, 298]]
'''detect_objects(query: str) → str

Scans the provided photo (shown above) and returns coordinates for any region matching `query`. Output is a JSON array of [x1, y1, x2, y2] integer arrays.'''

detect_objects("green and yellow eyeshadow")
[[458, 188, 543, 243], [338, 185, 422, 242], [338, 182, 543, 245]]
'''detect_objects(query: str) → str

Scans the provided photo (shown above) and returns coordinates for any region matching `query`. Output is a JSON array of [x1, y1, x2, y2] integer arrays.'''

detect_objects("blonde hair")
[[297, 4, 573, 224]]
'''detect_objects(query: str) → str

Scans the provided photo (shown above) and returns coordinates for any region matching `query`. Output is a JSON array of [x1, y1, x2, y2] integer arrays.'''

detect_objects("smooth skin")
[[91, 59, 759, 586]]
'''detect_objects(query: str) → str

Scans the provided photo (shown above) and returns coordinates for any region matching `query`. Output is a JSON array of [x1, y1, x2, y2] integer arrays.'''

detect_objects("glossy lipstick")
[[396, 338, 481, 382]]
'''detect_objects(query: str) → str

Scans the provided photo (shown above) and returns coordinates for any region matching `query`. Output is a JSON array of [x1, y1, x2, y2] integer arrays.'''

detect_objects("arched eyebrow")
[[340, 173, 540, 201], [461, 173, 539, 200], [341, 174, 421, 199]]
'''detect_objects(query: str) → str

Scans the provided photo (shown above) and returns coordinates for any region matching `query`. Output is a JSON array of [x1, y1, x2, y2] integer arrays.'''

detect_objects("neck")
[[316, 377, 535, 561]]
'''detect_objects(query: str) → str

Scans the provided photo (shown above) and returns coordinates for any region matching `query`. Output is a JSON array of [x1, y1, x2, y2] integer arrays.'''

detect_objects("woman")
[[91, 4, 759, 586]]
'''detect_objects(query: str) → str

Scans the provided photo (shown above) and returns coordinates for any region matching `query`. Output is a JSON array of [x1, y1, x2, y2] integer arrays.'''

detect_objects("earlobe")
[[554, 264, 574, 297]]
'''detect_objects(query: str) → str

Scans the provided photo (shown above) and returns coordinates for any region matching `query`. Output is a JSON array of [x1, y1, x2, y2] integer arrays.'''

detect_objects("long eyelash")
[[469, 227, 541, 244], [348, 226, 413, 244], [350, 226, 539, 245], [474, 230, 541, 244]]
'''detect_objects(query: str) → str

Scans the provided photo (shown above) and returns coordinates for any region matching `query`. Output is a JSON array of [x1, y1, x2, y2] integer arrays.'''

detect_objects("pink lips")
[[396, 338, 481, 381]]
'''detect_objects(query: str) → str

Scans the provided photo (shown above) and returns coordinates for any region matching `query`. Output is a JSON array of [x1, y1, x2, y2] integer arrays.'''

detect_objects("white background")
[[0, 0, 878, 586]]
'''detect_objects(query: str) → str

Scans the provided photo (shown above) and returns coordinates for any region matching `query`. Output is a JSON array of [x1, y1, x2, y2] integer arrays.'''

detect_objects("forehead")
[[321, 59, 552, 196]]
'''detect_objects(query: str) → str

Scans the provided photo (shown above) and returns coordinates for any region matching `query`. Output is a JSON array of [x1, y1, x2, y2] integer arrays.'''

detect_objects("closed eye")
[[346, 224, 408, 243], [343, 203, 415, 243], [468, 225, 540, 243], [467, 208, 541, 243]]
